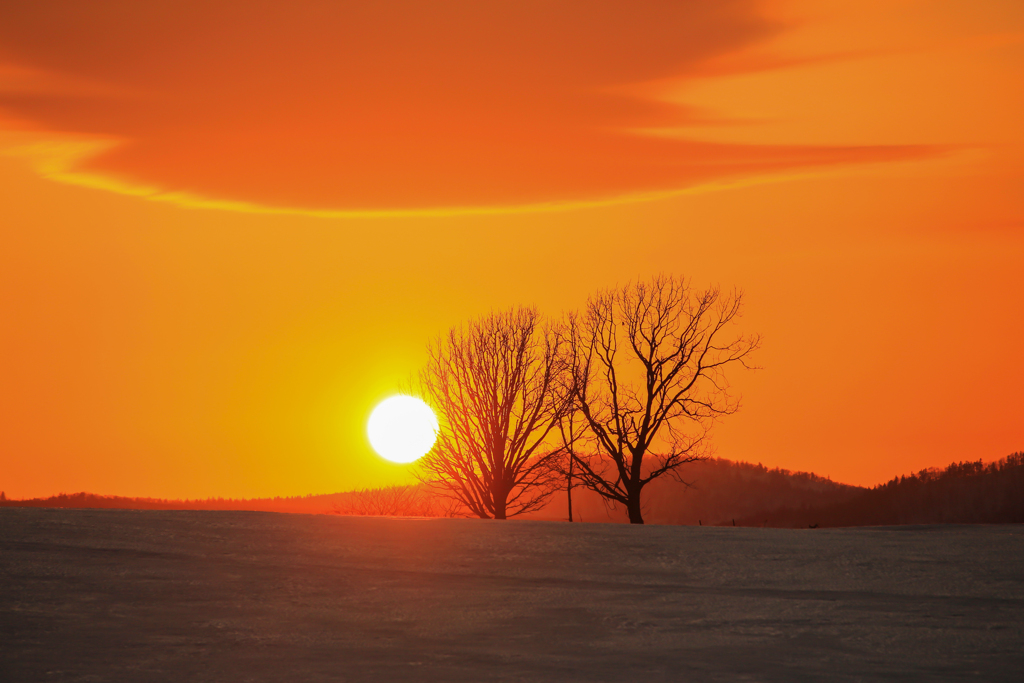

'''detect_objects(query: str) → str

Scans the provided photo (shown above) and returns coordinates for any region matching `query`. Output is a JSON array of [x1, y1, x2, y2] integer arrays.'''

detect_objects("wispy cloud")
[[0, 0, 932, 213]]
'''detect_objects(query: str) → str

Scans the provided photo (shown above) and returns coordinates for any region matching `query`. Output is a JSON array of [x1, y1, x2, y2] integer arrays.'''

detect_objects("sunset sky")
[[2, 0, 1022, 500]]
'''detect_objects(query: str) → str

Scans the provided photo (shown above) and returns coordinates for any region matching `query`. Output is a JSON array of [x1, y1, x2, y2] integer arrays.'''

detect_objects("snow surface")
[[2, 509, 1022, 681]]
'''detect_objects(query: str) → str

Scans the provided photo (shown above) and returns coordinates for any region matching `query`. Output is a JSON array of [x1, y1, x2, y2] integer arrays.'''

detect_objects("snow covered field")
[[2, 509, 1022, 681]]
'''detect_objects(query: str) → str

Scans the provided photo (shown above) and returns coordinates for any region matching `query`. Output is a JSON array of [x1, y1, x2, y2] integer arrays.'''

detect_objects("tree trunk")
[[492, 490, 507, 520], [626, 494, 644, 524], [567, 457, 574, 522], [626, 462, 645, 524]]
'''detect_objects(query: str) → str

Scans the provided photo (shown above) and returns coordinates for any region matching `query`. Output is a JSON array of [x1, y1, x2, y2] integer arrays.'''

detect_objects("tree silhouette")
[[564, 275, 759, 523], [418, 307, 567, 519], [328, 485, 464, 517], [554, 390, 589, 522]]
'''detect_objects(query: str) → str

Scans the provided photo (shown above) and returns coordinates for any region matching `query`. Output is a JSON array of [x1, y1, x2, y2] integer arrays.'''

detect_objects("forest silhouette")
[[731, 453, 1024, 528]]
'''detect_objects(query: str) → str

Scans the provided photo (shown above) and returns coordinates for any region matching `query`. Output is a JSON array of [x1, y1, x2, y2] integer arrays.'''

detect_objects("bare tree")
[[565, 275, 759, 524], [554, 380, 585, 522], [418, 307, 566, 519], [329, 485, 465, 518]]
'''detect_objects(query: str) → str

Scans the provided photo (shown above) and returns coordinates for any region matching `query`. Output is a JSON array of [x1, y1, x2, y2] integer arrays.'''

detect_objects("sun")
[[367, 395, 439, 464]]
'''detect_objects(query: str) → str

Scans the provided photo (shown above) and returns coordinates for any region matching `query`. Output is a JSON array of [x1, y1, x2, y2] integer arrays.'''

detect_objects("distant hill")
[[0, 458, 863, 523], [733, 453, 1024, 528], [3, 453, 1021, 527], [527, 458, 863, 525], [0, 485, 457, 517], [0, 491, 345, 515]]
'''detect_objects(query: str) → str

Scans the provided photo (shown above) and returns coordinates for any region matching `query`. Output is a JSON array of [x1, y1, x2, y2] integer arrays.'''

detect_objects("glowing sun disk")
[[367, 395, 438, 464]]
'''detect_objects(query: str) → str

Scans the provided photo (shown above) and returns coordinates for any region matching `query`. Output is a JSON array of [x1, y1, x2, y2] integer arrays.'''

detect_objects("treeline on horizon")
[[4, 453, 1022, 527], [733, 452, 1024, 528], [0, 490, 340, 514]]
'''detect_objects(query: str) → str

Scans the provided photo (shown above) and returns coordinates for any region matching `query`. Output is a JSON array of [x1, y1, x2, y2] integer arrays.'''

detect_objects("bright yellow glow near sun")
[[367, 395, 439, 464]]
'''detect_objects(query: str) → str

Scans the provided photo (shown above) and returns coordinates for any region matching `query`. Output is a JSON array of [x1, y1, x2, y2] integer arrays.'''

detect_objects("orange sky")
[[1, 0, 1022, 499]]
